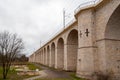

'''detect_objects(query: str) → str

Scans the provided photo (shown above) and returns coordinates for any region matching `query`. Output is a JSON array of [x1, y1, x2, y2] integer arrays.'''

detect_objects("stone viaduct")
[[29, 0, 120, 79]]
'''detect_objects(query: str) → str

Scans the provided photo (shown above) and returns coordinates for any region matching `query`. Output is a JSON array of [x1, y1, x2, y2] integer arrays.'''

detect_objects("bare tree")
[[0, 31, 24, 79]]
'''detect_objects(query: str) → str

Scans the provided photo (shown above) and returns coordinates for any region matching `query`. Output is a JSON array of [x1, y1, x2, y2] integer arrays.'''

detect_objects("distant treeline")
[[0, 54, 28, 66]]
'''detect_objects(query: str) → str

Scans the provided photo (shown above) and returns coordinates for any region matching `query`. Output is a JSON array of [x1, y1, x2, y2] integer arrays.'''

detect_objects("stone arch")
[[57, 38, 64, 69], [38, 52, 41, 63], [40, 50, 42, 64], [35, 53, 38, 63], [104, 4, 120, 76], [105, 1, 120, 28], [42, 49, 45, 64], [47, 45, 50, 66], [44, 48, 47, 65], [105, 4, 120, 39], [41, 50, 44, 64], [94, 0, 120, 40], [67, 29, 78, 71], [51, 42, 55, 67], [40, 51, 42, 63]]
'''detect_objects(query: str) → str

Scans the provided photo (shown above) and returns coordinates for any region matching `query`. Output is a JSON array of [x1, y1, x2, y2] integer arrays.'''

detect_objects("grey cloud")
[[0, 0, 91, 56]]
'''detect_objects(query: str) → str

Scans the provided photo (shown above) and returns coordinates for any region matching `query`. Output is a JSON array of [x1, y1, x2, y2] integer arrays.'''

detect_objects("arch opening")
[[44, 48, 47, 65], [42, 50, 44, 64], [38, 52, 41, 63], [40, 51, 42, 63], [57, 38, 64, 69], [67, 29, 78, 71], [41, 50, 44, 64], [47, 46, 50, 66], [105, 5, 120, 75], [51, 43, 55, 67]]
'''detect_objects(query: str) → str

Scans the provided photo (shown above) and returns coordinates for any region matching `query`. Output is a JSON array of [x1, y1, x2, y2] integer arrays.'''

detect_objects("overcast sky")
[[0, 0, 93, 56]]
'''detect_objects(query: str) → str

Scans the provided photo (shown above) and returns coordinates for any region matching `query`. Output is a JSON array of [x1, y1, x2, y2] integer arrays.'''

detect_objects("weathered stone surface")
[[29, 0, 120, 80]]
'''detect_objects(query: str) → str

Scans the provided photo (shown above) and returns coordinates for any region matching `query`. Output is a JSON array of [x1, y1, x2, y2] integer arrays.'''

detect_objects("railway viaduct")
[[29, 0, 120, 79]]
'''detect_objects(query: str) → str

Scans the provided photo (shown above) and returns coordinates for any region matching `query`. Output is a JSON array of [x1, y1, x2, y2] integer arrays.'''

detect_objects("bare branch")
[[0, 31, 24, 79]]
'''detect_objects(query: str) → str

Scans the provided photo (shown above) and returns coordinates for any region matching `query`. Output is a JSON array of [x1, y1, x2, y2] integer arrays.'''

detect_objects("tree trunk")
[[3, 75, 6, 79], [3, 69, 7, 79]]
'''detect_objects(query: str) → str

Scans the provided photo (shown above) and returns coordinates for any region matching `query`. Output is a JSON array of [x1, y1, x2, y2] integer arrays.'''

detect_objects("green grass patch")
[[0, 66, 34, 80], [35, 78, 72, 80], [70, 73, 86, 80], [27, 63, 41, 70], [0, 63, 42, 80], [35, 78, 86, 80]]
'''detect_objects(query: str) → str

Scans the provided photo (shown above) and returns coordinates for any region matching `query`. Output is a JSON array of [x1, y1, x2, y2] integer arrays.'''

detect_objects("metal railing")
[[74, 0, 103, 14]]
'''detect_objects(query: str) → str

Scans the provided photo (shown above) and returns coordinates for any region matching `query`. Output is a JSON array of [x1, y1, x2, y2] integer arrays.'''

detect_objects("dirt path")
[[34, 63, 72, 78], [24, 63, 73, 80]]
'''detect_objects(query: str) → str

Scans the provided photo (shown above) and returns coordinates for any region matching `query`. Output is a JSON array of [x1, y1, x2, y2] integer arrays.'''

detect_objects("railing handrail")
[[74, 0, 102, 14]]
